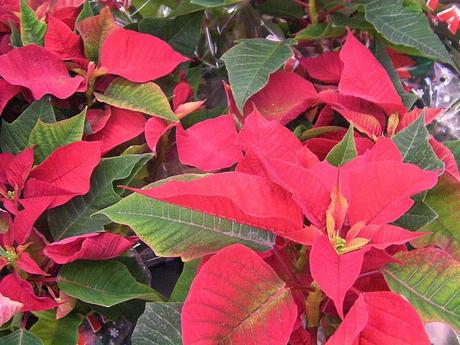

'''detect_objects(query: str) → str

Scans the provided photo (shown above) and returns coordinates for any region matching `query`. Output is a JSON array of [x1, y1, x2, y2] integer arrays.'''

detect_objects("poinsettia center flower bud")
[[6, 190, 15, 200], [5, 248, 18, 264]]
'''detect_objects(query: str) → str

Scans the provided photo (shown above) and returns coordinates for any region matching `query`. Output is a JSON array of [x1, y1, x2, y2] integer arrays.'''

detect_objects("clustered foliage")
[[0, 0, 459, 344]]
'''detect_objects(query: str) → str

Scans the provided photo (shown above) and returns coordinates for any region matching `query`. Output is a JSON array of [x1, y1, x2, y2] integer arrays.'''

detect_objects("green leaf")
[[325, 125, 357, 166], [97, 178, 276, 262], [414, 173, 460, 257], [30, 311, 81, 345], [1, 98, 55, 154], [139, 12, 203, 57], [384, 247, 460, 330], [76, 0, 94, 24], [170, 260, 200, 302], [170, 0, 240, 16], [20, 0, 46, 46], [58, 260, 165, 307], [373, 38, 418, 109], [444, 140, 460, 170], [362, 0, 454, 67], [392, 200, 438, 230], [295, 23, 344, 41], [221, 39, 292, 111], [28, 108, 86, 163], [257, 0, 304, 18], [0, 330, 43, 345], [48, 153, 153, 240], [330, 12, 374, 31], [94, 78, 177, 121], [299, 126, 343, 141], [393, 114, 444, 171], [132, 303, 182, 345]]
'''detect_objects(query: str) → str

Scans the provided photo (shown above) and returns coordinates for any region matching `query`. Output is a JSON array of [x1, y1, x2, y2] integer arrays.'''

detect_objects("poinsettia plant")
[[0, 0, 459, 343]]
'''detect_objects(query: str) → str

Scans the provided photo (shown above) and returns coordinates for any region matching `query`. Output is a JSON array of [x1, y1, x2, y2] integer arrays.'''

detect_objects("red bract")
[[338, 31, 406, 115], [44, 15, 83, 60], [85, 107, 146, 155], [0, 273, 57, 312], [176, 114, 243, 171], [326, 292, 430, 345], [0, 294, 22, 326], [243, 71, 318, 124], [0, 45, 84, 100], [0, 79, 21, 115], [99, 28, 189, 83], [182, 244, 297, 345], [300, 51, 343, 84], [43, 232, 138, 264]]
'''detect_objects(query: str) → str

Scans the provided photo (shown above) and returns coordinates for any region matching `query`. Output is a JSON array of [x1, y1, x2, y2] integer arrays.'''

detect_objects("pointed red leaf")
[[327, 292, 430, 345], [24, 141, 101, 207], [176, 114, 243, 172], [44, 232, 137, 264], [16, 252, 48, 276], [182, 244, 297, 345], [99, 28, 189, 83], [358, 224, 428, 249], [300, 51, 343, 83], [342, 156, 438, 225], [132, 172, 304, 240], [319, 91, 385, 137], [5, 147, 34, 192], [0, 79, 21, 115], [239, 109, 304, 157], [338, 31, 405, 115], [397, 108, 442, 131], [86, 107, 146, 155], [0, 273, 57, 312], [86, 106, 111, 134], [45, 15, 83, 60], [252, 153, 336, 228], [310, 234, 368, 318], [144, 117, 175, 154], [0, 293, 23, 327], [243, 71, 318, 124], [173, 80, 193, 111], [10, 197, 51, 245], [0, 45, 84, 100]]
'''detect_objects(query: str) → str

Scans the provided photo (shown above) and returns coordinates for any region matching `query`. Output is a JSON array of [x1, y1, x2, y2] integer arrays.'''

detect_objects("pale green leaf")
[[132, 303, 182, 345], [0, 330, 43, 345], [30, 311, 81, 345], [98, 179, 275, 262], [58, 260, 165, 307], [28, 108, 86, 163], [20, 0, 46, 46], [1, 98, 55, 154], [363, 0, 454, 66], [94, 78, 177, 121], [221, 39, 292, 111], [384, 247, 460, 330], [325, 125, 357, 166], [393, 114, 444, 171], [444, 140, 460, 170], [48, 153, 153, 240]]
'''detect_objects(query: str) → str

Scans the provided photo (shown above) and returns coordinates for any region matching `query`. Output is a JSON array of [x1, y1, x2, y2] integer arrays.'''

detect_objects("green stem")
[[309, 0, 319, 24]]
